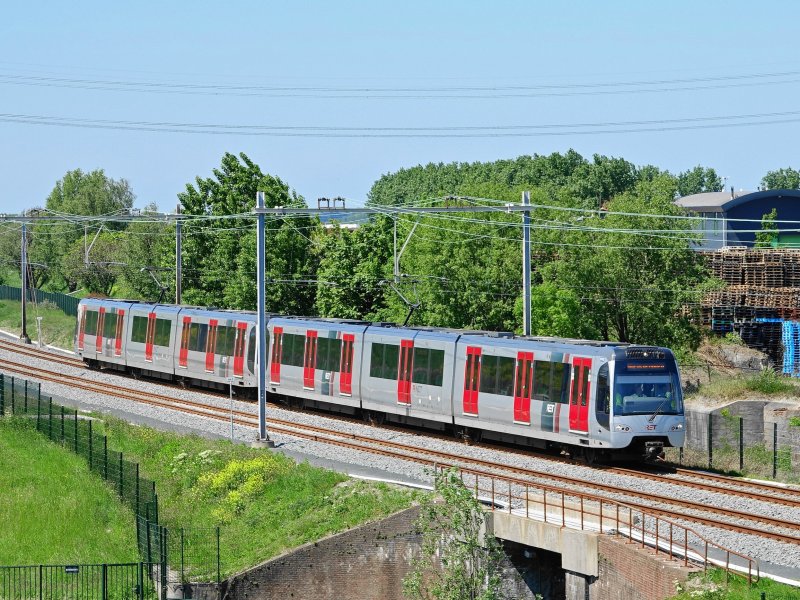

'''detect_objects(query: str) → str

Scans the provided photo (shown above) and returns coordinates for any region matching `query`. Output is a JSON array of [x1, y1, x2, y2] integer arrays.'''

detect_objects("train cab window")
[[551, 363, 571, 404], [247, 328, 256, 373], [103, 312, 118, 338], [131, 316, 148, 343], [85, 310, 99, 336], [596, 363, 610, 428], [532, 360, 552, 401], [154, 319, 172, 347]]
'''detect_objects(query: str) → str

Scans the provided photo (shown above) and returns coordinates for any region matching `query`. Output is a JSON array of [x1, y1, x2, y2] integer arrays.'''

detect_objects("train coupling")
[[644, 441, 665, 462]]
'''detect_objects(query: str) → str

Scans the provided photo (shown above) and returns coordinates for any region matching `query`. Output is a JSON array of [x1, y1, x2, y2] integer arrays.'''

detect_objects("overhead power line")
[[2, 110, 800, 138]]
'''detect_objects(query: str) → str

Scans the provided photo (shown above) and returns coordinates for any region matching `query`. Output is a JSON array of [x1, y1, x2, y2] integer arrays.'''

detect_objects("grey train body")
[[76, 299, 685, 461]]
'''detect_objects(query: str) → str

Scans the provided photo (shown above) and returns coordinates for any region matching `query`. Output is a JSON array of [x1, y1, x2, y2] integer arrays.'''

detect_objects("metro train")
[[75, 298, 685, 461]]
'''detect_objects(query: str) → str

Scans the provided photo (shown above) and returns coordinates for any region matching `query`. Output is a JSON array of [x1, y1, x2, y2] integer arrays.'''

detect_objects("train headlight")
[[670, 423, 684, 431], [614, 424, 630, 432]]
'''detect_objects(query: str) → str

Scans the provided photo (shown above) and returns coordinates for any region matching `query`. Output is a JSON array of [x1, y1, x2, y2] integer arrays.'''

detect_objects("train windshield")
[[613, 362, 682, 416]]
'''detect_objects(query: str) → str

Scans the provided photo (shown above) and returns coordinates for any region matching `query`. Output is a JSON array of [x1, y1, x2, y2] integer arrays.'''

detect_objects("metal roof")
[[674, 191, 752, 212]]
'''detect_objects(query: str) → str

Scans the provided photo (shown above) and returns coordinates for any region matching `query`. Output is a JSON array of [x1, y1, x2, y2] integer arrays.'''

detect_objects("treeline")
[[2, 151, 798, 353]]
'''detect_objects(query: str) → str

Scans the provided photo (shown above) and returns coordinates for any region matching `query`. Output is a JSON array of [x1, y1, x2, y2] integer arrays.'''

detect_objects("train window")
[[429, 349, 444, 387], [317, 337, 342, 372], [278, 333, 305, 367], [130, 316, 148, 343], [552, 363, 570, 404], [479, 355, 498, 394], [580, 365, 590, 406], [189, 323, 208, 352], [412, 347, 430, 385], [596, 364, 610, 423], [103, 312, 118, 338], [532, 360, 552, 401], [216, 326, 235, 356], [369, 342, 400, 380], [369, 343, 383, 378], [496, 357, 515, 396], [247, 328, 256, 373], [154, 319, 172, 347], [84, 310, 99, 336]]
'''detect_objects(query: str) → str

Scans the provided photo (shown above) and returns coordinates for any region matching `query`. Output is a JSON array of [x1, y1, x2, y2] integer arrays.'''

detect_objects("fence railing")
[[0, 372, 223, 599], [0, 562, 159, 600], [0, 284, 80, 316], [438, 464, 761, 585]]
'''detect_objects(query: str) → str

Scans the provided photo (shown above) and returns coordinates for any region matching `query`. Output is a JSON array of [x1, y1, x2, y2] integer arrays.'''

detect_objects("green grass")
[[99, 417, 421, 577], [687, 368, 800, 401], [0, 418, 137, 565], [0, 299, 76, 349], [669, 568, 799, 599]]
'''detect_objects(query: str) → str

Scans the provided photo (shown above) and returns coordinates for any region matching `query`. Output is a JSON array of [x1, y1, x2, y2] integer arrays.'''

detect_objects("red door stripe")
[[303, 330, 318, 389], [179, 316, 191, 368], [270, 327, 283, 384], [233, 321, 247, 377], [114, 310, 125, 357], [96, 307, 106, 353], [339, 333, 354, 396], [462, 346, 481, 415], [145, 312, 156, 362], [205, 319, 218, 373], [78, 308, 86, 351], [397, 339, 413, 405]]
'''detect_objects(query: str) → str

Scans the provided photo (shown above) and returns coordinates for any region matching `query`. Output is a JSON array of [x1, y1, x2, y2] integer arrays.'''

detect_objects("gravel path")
[[3, 341, 800, 573]]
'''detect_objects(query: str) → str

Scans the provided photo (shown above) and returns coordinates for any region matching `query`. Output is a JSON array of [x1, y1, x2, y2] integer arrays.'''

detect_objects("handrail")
[[434, 464, 760, 585]]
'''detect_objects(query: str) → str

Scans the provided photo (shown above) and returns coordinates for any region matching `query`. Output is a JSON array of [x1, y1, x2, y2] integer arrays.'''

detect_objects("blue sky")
[[2, 1, 800, 213]]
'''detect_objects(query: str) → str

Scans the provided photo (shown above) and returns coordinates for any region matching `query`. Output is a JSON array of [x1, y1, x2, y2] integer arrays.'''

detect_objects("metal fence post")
[[24, 379, 27, 413], [216, 526, 221, 583], [88, 421, 93, 470], [135, 464, 140, 518], [48, 398, 53, 439], [38, 564, 42, 600], [60, 405, 64, 442], [773, 422, 778, 479], [11, 375, 15, 413], [161, 527, 168, 600], [739, 417, 744, 472], [119, 453, 124, 498], [180, 528, 185, 584], [36, 393, 40, 430], [104, 436, 108, 480], [0, 373, 5, 416], [102, 563, 108, 600], [138, 563, 144, 600], [73, 410, 78, 453]]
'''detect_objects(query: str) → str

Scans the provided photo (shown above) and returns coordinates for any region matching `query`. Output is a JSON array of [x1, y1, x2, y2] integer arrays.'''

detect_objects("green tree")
[[59, 233, 121, 296], [539, 174, 711, 349], [565, 154, 639, 208], [761, 167, 800, 190], [403, 468, 510, 600], [32, 169, 135, 292], [755, 208, 779, 248], [179, 152, 318, 313], [676, 166, 723, 196], [315, 215, 393, 319]]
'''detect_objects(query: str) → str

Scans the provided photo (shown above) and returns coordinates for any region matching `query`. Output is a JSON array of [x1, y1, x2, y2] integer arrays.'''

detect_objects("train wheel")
[[363, 410, 385, 426], [455, 427, 482, 445]]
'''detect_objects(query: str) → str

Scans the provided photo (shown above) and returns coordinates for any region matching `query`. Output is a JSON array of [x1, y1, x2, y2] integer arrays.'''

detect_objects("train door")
[[513, 351, 534, 424], [462, 346, 481, 415], [568, 357, 592, 434], [205, 319, 218, 373], [232, 322, 247, 377], [270, 327, 283, 384], [339, 333, 355, 396], [114, 310, 125, 357], [95, 307, 106, 353], [178, 316, 191, 368], [145, 312, 156, 362], [77, 307, 86, 351], [303, 330, 318, 389], [397, 339, 413, 405]]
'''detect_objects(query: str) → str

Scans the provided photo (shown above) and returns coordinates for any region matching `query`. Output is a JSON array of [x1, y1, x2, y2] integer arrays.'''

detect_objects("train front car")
[[604, 347, 685, 461]]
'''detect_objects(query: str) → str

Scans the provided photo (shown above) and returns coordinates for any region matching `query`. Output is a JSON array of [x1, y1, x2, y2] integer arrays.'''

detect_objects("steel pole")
[[522, 191, 531, 336], [20, 221, 30, 343], [255, 191, 272, 445], [175, 205, 182, 304]]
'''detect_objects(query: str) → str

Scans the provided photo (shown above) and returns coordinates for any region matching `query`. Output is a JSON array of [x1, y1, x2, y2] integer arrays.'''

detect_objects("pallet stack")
[[700, 249, 800, 370]]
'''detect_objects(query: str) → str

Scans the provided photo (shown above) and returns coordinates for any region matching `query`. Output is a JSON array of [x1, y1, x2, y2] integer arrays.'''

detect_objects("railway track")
[[0, 338, 84, 368], [2, 355, 800, 548]]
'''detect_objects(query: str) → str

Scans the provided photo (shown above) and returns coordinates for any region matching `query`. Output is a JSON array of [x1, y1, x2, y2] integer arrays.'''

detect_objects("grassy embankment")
[[668, 568, 799, 599], [0, 299, 75, 349], [0, 418, 137, 565], [99, 416, 420, 577]]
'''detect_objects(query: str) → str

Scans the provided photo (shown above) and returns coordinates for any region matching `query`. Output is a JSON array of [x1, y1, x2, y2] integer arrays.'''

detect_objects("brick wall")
[[594, 535, 697, 600], [222, 507, 422, 600]]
